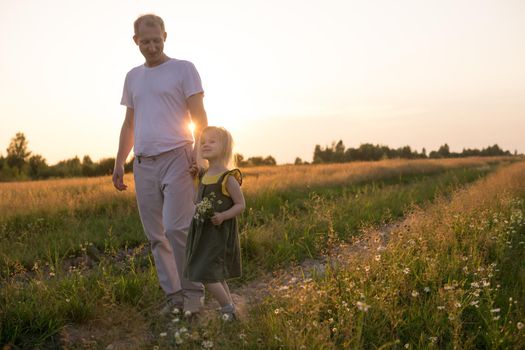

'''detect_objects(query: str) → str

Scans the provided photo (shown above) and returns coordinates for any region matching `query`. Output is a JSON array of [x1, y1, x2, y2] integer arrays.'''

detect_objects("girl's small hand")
[[211, 212, 225, 226], [188, 162, 199, 178]]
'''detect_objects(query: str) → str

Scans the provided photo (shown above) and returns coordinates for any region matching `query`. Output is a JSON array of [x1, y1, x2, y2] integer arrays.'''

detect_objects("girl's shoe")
[[220, 311, 237, 322], [219, 303, 237, 322]]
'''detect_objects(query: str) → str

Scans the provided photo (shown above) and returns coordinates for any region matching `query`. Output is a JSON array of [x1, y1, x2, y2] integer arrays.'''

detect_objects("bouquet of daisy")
[[194, 192, 216, 223]]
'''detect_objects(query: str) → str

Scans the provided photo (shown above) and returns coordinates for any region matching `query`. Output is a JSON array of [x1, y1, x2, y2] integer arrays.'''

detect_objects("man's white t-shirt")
[[121, 58, 203, 157]]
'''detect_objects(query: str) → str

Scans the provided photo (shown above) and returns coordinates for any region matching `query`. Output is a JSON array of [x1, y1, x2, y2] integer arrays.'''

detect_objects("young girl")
[[185, 126, 245, 321]]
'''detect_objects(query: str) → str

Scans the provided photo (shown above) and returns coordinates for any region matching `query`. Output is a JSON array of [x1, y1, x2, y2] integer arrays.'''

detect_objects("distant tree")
[[6, 132, 31, 172], [264, 156, 276, 165], [437, 143, 450, 158], [52, 156, 82, 177], [334, 140, 345, 162], [95, 158, 116, 176], [313, 145, 323, 164], [294, 157, 303, 165], [82, 155, 96, 177], [28, 154, 48, 178]]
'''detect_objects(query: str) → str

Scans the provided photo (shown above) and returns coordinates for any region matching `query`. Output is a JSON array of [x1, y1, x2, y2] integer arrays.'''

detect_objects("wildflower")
[[471, 282, 479, 288], [332, 327, 337, 333], [374, 255, 381, 262], [194, 193, 216, 222], [411, 290, 419, 297], [517, 322, 524, 330], [482, 280, 490, 287], [49, 272, 56, 277], [455, 302, 461, 308], [239, 333, 246, 339], [424, 287, 430, 293], [202, 340, 214, 349], [175, 335, 183, 345], [403, 268, 410, 275], [356, 301, 370, 312], [428, 337, 438, 343], [490, 308, 500, 313], [179, 327, 188, 333], [159, 332, 167, 337], [274, 308, 281, 315], [444, 285, 454, 291], [404, 344, 410, 348], [172, 318, 180, 323], [184, 310, 192, 318], [364, 266, 370, 272], [437, 306, 445, 310], [448, 315, 455, 320], [493, 316, 501, 321]]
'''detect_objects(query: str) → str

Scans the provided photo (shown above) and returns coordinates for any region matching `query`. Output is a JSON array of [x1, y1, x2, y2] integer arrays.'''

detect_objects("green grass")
[[0, 163, 511, 348], [208, 163, 525, 349]]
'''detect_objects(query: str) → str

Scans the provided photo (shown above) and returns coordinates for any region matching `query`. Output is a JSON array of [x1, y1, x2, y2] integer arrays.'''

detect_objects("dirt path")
[[58, 220, 403, 349], [199, 220, 401, 322]]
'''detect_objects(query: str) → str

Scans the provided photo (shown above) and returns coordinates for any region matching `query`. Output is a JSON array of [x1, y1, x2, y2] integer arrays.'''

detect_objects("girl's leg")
[[204, 282, 230, 307], [221, 281, 233, 304]]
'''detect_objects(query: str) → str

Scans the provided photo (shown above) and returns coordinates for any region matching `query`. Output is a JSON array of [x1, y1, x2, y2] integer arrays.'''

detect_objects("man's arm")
[[187, 92, 208, 158], [112, 107, 134, 191]]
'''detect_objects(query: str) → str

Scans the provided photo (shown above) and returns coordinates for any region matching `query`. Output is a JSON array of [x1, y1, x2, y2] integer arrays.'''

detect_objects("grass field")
[[1, 157, 524, 349]]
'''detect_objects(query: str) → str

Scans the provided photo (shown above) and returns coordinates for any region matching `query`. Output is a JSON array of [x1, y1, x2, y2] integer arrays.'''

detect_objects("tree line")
[[0, 132, 520, 181], [305, 140, 517, 164], [0, 132, 276, 181]]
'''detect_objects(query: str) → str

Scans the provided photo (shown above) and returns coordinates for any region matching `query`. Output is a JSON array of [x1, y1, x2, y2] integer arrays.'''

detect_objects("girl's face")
[[200, 131, 223, 161]]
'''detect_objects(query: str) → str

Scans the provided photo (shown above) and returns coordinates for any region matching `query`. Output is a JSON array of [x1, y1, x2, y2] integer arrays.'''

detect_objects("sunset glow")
[[0, 0, 524, 164]]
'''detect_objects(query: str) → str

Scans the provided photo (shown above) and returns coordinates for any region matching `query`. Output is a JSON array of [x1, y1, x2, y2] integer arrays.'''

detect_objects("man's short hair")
[[134, 14, 165, 35]]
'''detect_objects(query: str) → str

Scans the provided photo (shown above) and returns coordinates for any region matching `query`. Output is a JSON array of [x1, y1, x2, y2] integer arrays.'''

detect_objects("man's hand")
[[211, 212, 225, 226], [112, 165, 128, 191], [188, 161, 199, 178]]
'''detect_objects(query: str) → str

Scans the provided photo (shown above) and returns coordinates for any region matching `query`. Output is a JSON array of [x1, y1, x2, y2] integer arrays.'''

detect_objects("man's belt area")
[[135, 149, 176, 163]]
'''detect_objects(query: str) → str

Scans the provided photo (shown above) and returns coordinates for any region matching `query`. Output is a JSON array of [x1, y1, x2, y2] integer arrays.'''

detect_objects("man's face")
[[133, 23, 167, 67]]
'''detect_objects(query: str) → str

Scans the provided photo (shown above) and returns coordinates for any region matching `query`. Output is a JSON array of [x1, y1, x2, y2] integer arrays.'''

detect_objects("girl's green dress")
[[184, 169, 242, 283]]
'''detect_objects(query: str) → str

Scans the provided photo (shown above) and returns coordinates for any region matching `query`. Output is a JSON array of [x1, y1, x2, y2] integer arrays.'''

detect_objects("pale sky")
[[1, 0, 524, 164]]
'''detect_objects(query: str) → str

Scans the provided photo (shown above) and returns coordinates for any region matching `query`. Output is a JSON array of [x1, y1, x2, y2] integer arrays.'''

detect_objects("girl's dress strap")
[[225, 169, 242, 186], [219, 169, 243, 197]]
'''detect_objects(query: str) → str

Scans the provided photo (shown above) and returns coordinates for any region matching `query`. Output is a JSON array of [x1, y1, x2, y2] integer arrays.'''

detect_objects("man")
[[113, 14, 207, 315]]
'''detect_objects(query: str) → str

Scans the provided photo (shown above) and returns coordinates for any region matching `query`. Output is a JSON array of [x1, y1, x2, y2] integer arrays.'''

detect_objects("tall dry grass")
[[0, 157, 508, 219], [241, 157, 507, 194], [226, 160, 525, 348]]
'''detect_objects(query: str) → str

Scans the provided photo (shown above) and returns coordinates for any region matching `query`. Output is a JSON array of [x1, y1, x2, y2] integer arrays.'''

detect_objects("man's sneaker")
[[159, 298, 184, 316]]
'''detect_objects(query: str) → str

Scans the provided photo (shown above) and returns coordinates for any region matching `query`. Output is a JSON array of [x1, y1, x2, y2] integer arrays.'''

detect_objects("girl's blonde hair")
[[199, 126, 236, 169]]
